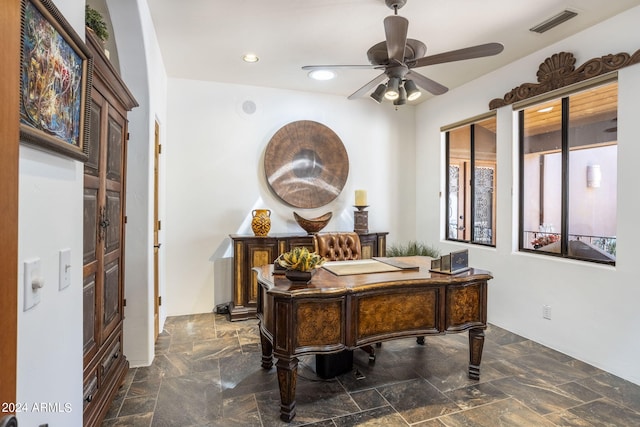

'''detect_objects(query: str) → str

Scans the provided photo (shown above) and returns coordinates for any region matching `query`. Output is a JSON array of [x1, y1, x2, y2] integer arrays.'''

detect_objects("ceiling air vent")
[[530, 10, 578, 33]]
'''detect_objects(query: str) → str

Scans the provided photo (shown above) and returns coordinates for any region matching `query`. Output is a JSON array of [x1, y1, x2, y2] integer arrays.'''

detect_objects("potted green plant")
[[386, 240, 440, 258], [276, 247, 326, 283], [85, 5, 109, 43]]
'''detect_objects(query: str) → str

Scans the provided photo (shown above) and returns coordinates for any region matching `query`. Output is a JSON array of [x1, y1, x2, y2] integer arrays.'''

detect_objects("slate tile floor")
[[102, 313, 640, 426]]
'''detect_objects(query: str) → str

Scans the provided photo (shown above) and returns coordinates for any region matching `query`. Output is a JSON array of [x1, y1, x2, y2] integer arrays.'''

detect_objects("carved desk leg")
[[259, 327, 273, 369], [276, 356, 299, 422], [468, 328, 485, 380]]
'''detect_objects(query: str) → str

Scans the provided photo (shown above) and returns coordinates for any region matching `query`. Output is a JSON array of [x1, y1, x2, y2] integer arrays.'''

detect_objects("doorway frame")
[[0, 0, 22, 409]]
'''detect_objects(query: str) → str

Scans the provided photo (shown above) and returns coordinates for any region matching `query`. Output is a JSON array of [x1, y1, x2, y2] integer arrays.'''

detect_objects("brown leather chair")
[[313, 232, 376, 362], [313, 232, 362, 261]]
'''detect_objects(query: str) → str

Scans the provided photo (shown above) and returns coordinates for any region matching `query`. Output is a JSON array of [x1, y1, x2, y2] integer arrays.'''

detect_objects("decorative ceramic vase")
[[251, 209, 271, 236]]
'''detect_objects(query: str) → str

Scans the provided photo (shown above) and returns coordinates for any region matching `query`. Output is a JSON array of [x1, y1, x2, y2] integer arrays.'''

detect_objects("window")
[[445, 115, 497, 246], [519, 82, 617, 264]]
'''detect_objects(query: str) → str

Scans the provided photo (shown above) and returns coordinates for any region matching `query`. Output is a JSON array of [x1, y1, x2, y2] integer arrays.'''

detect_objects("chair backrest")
[[313, 232, 361, 261]]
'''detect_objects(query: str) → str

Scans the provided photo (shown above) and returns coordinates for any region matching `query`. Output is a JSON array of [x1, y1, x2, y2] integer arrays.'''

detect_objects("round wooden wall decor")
[[264, 120, 349, 208]]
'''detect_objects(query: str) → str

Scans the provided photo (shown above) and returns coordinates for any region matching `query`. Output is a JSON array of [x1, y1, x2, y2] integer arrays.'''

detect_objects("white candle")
[[355, 190, 367, 206]]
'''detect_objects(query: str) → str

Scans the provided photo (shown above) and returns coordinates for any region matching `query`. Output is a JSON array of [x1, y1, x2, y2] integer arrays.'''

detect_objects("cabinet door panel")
[[103, 259, 120, 336], [248, 242, 277, 304], [83, 274, 97, 360], [106, 115, 123, 183], [105, 190, 121, 254], [84, 189, 99, 265], [85, 100, 101, 177]]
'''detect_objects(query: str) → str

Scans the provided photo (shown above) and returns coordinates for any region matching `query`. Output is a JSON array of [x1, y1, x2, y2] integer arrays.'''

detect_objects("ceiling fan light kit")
[[370, 84, 387, 103], [385, 77, 400, 100], [302, 0, 504, 106], [394, 86, 407, 106], [404, 79, 421, 101]]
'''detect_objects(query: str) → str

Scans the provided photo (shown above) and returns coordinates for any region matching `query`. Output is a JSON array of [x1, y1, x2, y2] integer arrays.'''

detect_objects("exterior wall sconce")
[[587, 164, 601, 188]]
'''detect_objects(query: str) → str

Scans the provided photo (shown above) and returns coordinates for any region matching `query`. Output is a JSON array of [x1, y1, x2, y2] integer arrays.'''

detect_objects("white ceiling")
[[146, 0, 640, 104]]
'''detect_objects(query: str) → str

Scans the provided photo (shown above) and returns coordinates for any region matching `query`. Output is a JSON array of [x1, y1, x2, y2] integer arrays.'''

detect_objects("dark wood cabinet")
[[228, 232, 387, 321], [358, 232, 388, 259], [83, 30, 137, 427]]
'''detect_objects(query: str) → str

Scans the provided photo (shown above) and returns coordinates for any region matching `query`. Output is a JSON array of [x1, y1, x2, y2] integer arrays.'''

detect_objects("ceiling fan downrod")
[[385, 0, 407, 14]]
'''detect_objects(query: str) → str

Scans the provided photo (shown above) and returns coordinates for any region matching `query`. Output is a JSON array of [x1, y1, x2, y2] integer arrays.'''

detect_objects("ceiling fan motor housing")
[[367, 39, 426, 65], [385, 0, 407, 11], [386, 64, 409, 79]]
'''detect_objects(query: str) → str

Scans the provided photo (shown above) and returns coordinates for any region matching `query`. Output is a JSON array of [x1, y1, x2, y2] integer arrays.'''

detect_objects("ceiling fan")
[[302, 0, 504, 104]]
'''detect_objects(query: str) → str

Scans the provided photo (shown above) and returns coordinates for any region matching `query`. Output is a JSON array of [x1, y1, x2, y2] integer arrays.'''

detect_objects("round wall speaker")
[[242, 100, 256, 115]]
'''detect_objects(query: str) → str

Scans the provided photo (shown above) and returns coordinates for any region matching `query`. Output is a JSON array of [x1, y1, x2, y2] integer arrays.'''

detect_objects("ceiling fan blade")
[[406, 70, 448, 95], [302, 65, 379, 70], [409, 42, 504, 68], [384, 15, 409, 63], [347, 73, 387, 100]]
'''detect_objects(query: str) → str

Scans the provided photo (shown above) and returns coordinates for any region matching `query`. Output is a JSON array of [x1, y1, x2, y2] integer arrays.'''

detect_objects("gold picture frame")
[[19, 0, 92, 161]]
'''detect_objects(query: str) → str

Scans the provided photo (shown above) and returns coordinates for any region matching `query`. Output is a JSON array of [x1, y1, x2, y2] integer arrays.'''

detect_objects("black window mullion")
[[445, 131, 451, 240], [518, 110, 525, 250], [470, 124, 476, 243], [561, 97, 570, 256]]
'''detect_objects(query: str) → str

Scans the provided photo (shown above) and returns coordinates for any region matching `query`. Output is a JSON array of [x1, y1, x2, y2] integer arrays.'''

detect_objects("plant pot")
[[285, 269, 315, 284]]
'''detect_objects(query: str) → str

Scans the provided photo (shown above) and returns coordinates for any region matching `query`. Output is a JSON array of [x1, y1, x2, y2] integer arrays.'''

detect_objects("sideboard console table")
[[228, 232, 388, 321]]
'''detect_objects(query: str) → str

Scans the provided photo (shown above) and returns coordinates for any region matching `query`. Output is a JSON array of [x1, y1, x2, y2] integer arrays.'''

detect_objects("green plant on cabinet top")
[[85, 5, 109, 42]]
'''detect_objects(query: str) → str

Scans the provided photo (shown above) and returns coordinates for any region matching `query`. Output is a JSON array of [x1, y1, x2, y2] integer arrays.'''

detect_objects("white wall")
[[416, 6, 640, 385], [164, 81, 417, 315], [16, 1, 84, 425], [106, 0, 168, 367], [16, 1, 168, 424]]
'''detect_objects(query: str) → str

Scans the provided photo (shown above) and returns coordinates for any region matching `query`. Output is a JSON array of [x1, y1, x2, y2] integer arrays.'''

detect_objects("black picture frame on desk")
[[430, 249, 469, 274], [451, 249, 469, 272]]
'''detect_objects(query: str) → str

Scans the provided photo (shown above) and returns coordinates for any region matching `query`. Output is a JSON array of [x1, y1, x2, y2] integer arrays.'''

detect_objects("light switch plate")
[[59, 248, 71, 290], [24, 258, 42, 311]]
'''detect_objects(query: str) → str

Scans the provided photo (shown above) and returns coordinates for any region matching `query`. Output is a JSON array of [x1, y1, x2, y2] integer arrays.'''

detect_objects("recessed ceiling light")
[[242, 53, 259, 63], [537, 106, 554, 113], [308, 70, 336, 81]]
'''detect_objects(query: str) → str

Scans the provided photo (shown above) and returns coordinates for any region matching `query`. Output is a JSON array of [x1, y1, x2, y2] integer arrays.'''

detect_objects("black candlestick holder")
[[353, 205, 369, 234]]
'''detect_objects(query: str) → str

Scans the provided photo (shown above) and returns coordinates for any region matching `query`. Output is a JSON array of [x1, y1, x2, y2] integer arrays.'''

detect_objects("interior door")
[[153, 120, 161, 341], [448, 161, 470, 240]]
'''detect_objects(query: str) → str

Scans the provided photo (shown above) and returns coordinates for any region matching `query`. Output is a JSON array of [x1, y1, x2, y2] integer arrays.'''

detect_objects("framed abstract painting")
[[20, 0, 92, 161]]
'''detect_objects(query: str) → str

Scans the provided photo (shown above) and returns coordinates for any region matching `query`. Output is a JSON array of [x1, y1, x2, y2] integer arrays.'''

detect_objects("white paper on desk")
[[322, 259, 402, 276]]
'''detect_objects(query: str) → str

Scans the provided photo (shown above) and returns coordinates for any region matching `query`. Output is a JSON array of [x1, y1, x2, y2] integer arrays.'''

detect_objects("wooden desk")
[[255, 256, 492, 422]]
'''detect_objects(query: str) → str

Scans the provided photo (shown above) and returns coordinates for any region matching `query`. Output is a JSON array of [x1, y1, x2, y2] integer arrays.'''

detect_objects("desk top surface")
[[255, 256, 492, 296]]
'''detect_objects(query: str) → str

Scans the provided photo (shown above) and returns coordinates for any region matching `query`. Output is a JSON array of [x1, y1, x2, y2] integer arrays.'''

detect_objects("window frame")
[[516, 79, 617, 265], [443, 112, 497, 247]]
